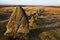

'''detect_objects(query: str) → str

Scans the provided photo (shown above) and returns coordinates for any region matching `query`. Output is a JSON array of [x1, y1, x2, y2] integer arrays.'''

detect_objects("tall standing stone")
[[4, 6, 29, 37]]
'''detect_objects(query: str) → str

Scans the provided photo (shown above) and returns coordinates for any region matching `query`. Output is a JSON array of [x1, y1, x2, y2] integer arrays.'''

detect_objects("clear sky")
[[0, 0, 60, 6]]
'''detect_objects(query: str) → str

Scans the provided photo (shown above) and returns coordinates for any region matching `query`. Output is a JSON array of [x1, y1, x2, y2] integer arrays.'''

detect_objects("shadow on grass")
[[28, 26, 60, 38]]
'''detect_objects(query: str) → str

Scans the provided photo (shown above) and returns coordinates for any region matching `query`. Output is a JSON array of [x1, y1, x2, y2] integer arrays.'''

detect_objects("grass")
[[0, 20, 8, 40], [0, 6, 60, 40]]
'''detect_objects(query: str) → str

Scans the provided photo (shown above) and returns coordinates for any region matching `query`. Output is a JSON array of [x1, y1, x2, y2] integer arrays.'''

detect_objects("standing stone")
[[4, 6, 29, 36]]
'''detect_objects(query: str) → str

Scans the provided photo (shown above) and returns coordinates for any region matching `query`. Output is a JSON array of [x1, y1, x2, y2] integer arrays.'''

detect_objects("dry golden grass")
[[0, 6, 60, 40]]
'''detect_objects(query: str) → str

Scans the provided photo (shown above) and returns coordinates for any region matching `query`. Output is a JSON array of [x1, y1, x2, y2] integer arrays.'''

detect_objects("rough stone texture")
[[4, 6, 29, 36], [3, 6, 60, 40]]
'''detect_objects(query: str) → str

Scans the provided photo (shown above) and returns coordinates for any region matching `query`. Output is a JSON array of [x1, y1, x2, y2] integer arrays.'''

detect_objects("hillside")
[[0, 6, 60, 40], [23, 6, 60, 40]]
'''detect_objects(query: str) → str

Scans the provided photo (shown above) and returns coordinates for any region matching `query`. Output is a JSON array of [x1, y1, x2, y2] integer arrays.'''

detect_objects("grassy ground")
[[0, 6, 60, 40], [0, 21, 8, 40]]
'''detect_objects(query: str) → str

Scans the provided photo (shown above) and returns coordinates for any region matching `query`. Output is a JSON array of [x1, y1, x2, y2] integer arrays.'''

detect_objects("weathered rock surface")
[[3, 6, 60, 40], [4, 6, 29, 37]]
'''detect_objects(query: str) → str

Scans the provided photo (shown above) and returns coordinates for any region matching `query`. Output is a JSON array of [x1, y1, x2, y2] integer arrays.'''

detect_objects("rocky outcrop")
[[3, 6, 60, 40], [4, 6, 29, 37]]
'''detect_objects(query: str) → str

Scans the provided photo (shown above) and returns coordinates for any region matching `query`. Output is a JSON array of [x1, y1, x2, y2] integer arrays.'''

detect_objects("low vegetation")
[[0, 6, 60, 40]]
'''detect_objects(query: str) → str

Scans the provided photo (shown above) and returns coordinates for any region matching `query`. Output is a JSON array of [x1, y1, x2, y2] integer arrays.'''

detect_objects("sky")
[[0, 0, 60, 6]]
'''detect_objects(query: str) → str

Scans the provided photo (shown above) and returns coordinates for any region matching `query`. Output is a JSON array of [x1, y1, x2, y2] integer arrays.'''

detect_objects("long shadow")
[[28, 12, 60, 26], [0, 14, 10, 21], [28, 26, 60, 37], [35, 19, 60, 26]]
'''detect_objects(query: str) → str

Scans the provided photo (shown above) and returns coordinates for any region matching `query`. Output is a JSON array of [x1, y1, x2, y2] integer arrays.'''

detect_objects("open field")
[[0, 6, 60, 40]]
